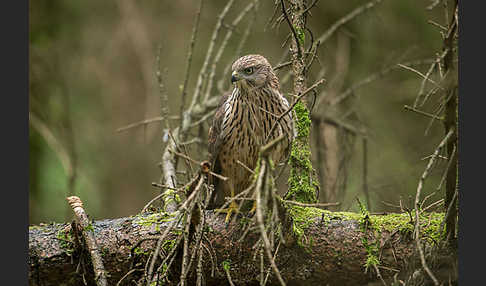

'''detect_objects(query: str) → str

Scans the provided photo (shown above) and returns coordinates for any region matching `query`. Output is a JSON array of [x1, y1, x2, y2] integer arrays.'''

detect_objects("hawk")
[[208, 54, 294, 221]]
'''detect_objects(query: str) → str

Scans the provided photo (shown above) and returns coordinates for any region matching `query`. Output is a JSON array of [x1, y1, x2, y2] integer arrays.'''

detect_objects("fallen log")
[[28, 208, 456, 285]]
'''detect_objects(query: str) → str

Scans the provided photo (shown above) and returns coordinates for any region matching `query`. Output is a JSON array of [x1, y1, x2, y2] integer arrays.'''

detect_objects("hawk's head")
[[231, 54, 279, 90]]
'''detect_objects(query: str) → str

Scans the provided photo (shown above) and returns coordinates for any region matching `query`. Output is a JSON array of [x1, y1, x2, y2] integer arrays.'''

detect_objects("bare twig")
[[315, 0, 383, 46], [435, 144, 456, 192], [219, 2, 259, 93], [273, 61, 292, 71], [189, 109, 217, 128], [414, 50, 449, 108], [266, 78, 326, 142], [116, 268, 143, 286], [397, 63, 444, 90], [373, 264, 387, 286], [156, 45, 171, 135], [185, 0, 235, 130], [204, 1, 259, 102], [280, 0, 302, 58], [414, 128, 454, 286], [180, 178, 204, 286], [180, 0, 204, 117], [254, 159, 286, 286], [30, 113, 74, 187], [421, 199, 444, 214], [145, 213, 184, 285], [302, 0, 319, 16], [161, 129, 179, 212], [237, 159, 255, 175], [362, 138, 371, 211], [331, 58, 436, 106], [169, 149, 228, 181], [224, 263, 236, 286], [404, 105, 444, 121], [117, 116, 166, 133], [439, 188, 457, 239], [66, 196, 108, 286]]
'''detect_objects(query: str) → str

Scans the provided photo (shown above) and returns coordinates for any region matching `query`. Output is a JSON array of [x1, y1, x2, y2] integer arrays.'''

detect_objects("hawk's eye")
[[244, 67, 254, 75]]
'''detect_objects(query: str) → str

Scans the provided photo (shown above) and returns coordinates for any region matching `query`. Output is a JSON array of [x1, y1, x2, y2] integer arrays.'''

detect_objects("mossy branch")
[[29, 209, 454, 286]]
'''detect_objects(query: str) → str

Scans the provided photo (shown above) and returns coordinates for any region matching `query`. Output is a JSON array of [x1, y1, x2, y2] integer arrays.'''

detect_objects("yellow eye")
[[244, 67, 253, 75]]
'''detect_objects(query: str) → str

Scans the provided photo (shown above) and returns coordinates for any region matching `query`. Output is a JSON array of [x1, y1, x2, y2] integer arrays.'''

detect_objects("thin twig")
[[397, 63, 444, 90], [169, 149, 228, 181], [315, 0, 383, 46], [414, 129, 454, 286], [219, 2, 259, 93], [421, 199, 444, 214], [439, 189, 458, 239], [280, 0, 302, 58], [204, 1, 259, 102], [30, 113, 73, 184], [185, 0, 236, 131], [145, 213, 184, 285], [435, 144, 456, 192], [273, 61, 292, 71], [302, 0, 320, 16], [404, 105, 444, 121], [180, 0, 204, 118], [416, 49, 449, 107], [224, 264, 236, 286], [331, 58, 436, 106], [116, 268, 143, 286], [266, 78, 326, 142], [156, 45, 171, 135], [161, 128, 179, 212], [373, 264, 387, 286], [237, 159, 255, 175], [66, 196, 108, 286], [117, 116, 165, 133], [255, 159, 286, 286], [179, 178, 203, 286]]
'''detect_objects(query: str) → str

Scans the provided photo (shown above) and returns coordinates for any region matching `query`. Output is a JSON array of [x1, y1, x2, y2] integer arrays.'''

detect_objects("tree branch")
[[29, 209, 453, 286]]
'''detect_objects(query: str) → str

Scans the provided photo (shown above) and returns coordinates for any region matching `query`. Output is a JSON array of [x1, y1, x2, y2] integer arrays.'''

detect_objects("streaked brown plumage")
[[208, 54, 294, 218]]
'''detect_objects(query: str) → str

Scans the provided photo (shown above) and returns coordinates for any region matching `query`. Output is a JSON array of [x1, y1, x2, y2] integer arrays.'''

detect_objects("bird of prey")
[[208, 54, 295, 222]]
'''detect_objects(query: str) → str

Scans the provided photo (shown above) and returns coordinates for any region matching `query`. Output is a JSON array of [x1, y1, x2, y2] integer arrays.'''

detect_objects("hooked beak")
[[231, 71, 240, 83]]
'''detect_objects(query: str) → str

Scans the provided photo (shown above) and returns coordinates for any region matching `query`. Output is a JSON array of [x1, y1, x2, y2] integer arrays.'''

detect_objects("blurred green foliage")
[[29, 0, 451, 224]]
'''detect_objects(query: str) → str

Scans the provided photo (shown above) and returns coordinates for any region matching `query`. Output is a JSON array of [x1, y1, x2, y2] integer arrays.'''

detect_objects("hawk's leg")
[[248, 200, 257, 216], [216, 186, 240, 223]]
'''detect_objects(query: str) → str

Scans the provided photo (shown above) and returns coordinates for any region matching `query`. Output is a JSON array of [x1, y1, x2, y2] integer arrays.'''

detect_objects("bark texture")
[[29, 210, 456, 286]]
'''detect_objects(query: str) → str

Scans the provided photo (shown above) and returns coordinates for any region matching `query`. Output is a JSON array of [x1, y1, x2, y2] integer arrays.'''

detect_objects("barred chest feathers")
[[220, 85, 294, 170]]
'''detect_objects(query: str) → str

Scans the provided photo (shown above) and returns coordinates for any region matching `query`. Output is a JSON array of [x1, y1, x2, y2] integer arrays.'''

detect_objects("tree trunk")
[[29, 210, 456, 286]]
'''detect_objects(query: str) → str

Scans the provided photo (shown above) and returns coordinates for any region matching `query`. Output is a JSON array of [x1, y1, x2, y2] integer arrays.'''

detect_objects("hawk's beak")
[[231, 72, 240, 83]]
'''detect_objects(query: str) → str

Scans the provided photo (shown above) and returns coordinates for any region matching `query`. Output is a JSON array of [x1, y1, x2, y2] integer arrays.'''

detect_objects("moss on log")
[[29, 209, 456, 286]]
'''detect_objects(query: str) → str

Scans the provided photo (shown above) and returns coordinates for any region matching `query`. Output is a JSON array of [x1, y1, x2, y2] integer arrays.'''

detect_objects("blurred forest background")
[[29, 0, 450, 225]]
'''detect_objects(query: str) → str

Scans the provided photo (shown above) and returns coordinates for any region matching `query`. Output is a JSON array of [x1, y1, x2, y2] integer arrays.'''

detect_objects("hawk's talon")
[[216, 201, 240, 223], [248, 201, 257, 216]]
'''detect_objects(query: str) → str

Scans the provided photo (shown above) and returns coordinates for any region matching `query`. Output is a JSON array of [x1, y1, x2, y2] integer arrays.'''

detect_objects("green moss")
[[84, 222, 94, 232], [133, 211, 175, 229], [286, 141, 318, 203], [222, 259, 231, 271], [56, 228, 75, 256], [162, 239, 177, 252], [294, 101, 311, 139], [133, 246, 150, 256], [287, 204, 444, 249], [162, 188, 181, 206], [286, 101, 318, 203], [363, 245, 380, 270], [294, 25, 305, 46]]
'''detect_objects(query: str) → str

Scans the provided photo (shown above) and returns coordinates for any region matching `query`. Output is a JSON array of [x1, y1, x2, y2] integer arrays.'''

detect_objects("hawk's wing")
[[206, 91, 230, 208]]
